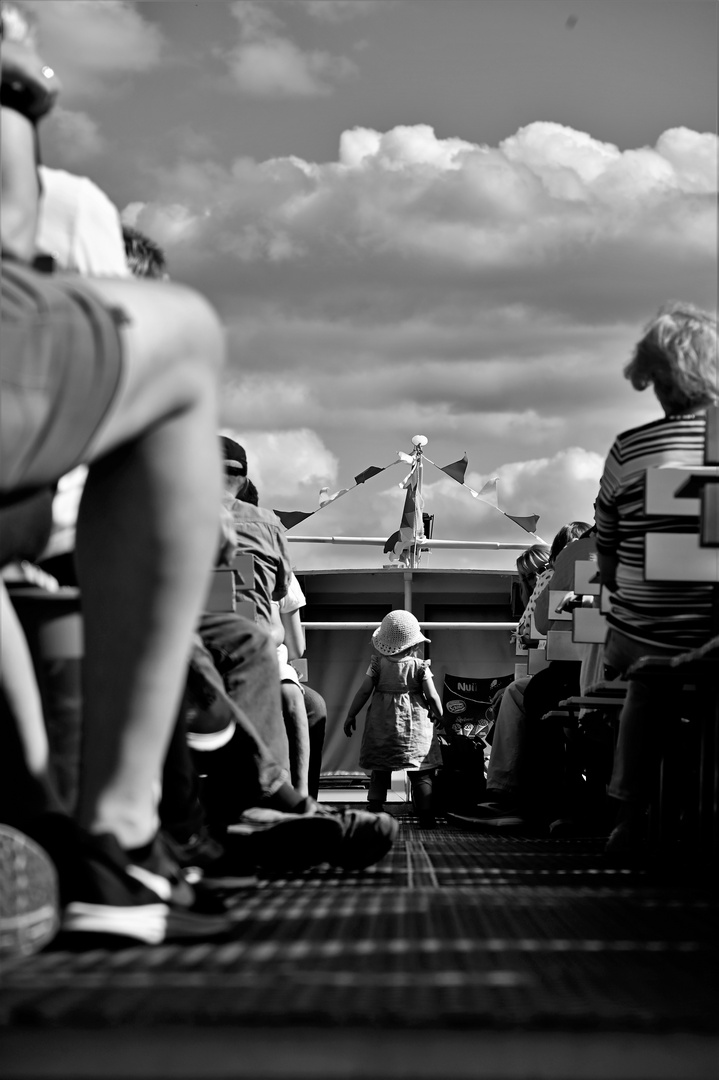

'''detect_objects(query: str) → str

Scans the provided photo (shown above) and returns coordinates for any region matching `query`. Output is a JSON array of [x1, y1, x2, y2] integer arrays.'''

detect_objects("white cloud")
[[655, 128, 719, 193], [140, 122, 716, 287], [301, 0, 386, 22], [227, 0, 358, 97], [220, 428, 339, 500], [129, 120, 715, 555], [120, 201, 206, 245], [20, 0, 165, 100]]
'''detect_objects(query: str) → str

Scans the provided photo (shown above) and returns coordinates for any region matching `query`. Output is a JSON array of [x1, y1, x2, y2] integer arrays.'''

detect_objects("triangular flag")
[[399, 462, 417, 490], [319, 485, 349, 507], [354, 465, 385, 485], [273, 509, 315, 530], [440, 453, 468, 484], [504, 512, 540, 534], [476, 478, 498, 506], [397, 470, 423, 548], [383, 529, 401, 554]]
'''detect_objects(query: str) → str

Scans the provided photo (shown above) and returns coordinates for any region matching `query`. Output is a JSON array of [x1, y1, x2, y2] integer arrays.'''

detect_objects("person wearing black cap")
[[219, 436, 247, 479]]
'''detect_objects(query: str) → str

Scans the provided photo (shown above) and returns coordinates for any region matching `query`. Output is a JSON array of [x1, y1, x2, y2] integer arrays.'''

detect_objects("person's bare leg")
[[0, 581, 51, 781], [72, 278, 224, 850]]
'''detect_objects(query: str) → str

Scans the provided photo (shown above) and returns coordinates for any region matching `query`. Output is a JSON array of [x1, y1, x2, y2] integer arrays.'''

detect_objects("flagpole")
[[411, 435, 428, 569]]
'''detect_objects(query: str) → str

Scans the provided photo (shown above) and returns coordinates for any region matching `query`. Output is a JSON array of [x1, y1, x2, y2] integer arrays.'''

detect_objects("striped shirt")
[[595, 412, 712, 648]]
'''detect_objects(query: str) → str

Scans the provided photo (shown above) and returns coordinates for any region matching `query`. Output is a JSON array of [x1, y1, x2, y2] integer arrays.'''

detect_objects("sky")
[[21, 0, 719, 570]]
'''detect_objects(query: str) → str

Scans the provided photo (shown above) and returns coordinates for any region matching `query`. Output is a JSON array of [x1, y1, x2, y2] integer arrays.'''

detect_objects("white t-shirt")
[[276, 571, 306, 685], [37, 167, 130, 277]]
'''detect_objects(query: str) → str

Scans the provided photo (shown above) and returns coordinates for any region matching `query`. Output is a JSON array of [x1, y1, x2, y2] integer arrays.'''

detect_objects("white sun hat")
[[371, 610, 430, 656]]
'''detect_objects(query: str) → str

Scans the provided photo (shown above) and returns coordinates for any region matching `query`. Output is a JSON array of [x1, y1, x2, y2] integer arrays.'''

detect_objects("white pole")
[[286, 536, 531, 549], [411, 435, 428, 569]]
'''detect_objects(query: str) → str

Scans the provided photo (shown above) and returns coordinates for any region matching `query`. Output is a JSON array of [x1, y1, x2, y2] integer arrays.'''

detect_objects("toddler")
[[344, 610, 443, 827]]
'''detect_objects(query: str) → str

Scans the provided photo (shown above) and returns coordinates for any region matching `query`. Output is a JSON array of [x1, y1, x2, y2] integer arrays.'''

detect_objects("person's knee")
[[161, 286, 224, 409], [174, 286, 224, 374], [302, 685, 327, 728]]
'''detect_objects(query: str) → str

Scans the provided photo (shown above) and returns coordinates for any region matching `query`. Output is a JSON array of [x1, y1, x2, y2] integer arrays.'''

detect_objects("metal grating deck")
[[2, 817, 719, 1079]]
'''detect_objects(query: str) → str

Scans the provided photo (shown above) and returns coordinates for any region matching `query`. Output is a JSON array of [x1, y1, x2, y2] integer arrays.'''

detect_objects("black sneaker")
[[228, 806, 344, 872], [60, 830, 233, 944], [0, 825, 60, 959], [163, 828, 258, 891], [316, 807, 399, 870]]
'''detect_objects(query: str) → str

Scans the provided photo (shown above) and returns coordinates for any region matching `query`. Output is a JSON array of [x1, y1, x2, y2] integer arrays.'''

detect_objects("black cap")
[[219, 436, 247, 475]]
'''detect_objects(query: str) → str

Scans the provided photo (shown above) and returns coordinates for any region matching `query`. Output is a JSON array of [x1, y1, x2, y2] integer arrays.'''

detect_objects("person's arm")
[[344, 675, 374, 736], [268, 602, 285, 648], [1, 105, 41, 260], [280, 607, 305, 661], [595, 447, 621, 592], [596, 550, 619, 593], [280, 681, 310, 799], [421, 669, 443, 721], [278, 571, 306, 660], [0, 581, 51, 778], [216, 504, 237, 567]]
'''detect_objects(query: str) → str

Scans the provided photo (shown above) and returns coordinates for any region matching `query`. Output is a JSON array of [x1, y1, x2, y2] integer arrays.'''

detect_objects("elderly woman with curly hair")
[[596, 302, 718, 852]]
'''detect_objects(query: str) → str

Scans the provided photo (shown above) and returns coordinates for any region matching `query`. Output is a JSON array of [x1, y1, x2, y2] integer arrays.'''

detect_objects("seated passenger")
[[1, 13, 231, 948], [596, 303, 718, 854], [453, 521, 591, 831]]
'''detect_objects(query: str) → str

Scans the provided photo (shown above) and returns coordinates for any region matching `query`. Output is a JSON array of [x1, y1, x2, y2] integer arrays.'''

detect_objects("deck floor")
[[2, 813, 719, 1079]]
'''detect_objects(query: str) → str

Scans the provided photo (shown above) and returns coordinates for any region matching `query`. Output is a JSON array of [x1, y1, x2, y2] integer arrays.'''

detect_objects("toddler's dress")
[[359, 654, 442, 772]]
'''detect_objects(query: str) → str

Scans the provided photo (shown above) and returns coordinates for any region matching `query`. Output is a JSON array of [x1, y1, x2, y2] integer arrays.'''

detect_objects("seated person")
[[275, 570, 327, 801], [454, 521, 591, 831], [595, 303, 718, 853], [1, 12, 231, 948]]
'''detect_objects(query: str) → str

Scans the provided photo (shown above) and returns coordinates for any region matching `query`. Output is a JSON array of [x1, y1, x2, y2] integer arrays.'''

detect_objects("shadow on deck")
[[2, 814, 719, 1080]]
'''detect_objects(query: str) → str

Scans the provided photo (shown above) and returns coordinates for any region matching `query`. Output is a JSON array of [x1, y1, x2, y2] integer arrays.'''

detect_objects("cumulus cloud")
[[126, 120, 715, 557], [19, 0, 165, 101], [227, 0, 358, 97], [220, 428, 339, 501], [301, 0, 386, 22], [43, 107, 105, 161], [121, 200, 207, 246], [139, 121, 717, 295]]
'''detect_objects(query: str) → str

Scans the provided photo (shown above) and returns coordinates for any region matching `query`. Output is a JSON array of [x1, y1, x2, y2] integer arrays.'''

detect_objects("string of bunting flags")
[[424, 451, 541, 535], [273, 449, 541, 539]]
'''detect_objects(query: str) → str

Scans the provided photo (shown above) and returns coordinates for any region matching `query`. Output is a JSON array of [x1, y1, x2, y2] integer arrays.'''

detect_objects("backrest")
[[205, 552, 257, 618], [643, 408, 719, 582]]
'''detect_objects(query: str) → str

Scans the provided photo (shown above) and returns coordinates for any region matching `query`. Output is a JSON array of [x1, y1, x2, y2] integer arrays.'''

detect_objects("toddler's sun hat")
[[372, 610, 430, 656]]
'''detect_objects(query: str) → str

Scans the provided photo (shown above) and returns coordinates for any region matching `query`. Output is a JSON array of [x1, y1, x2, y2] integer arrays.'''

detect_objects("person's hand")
[[554, 591, 580, 614], [488, 686, 506, 718], [1, 38, 61, 120], [343, 716, 356, 738]]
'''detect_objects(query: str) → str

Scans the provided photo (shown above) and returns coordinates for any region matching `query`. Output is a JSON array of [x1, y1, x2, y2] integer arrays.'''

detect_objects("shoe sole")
[[63, 901, 231, 944], [228, 815, 343, 872], [0, 825, 60, 959], [446, 811, 528, 830]]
